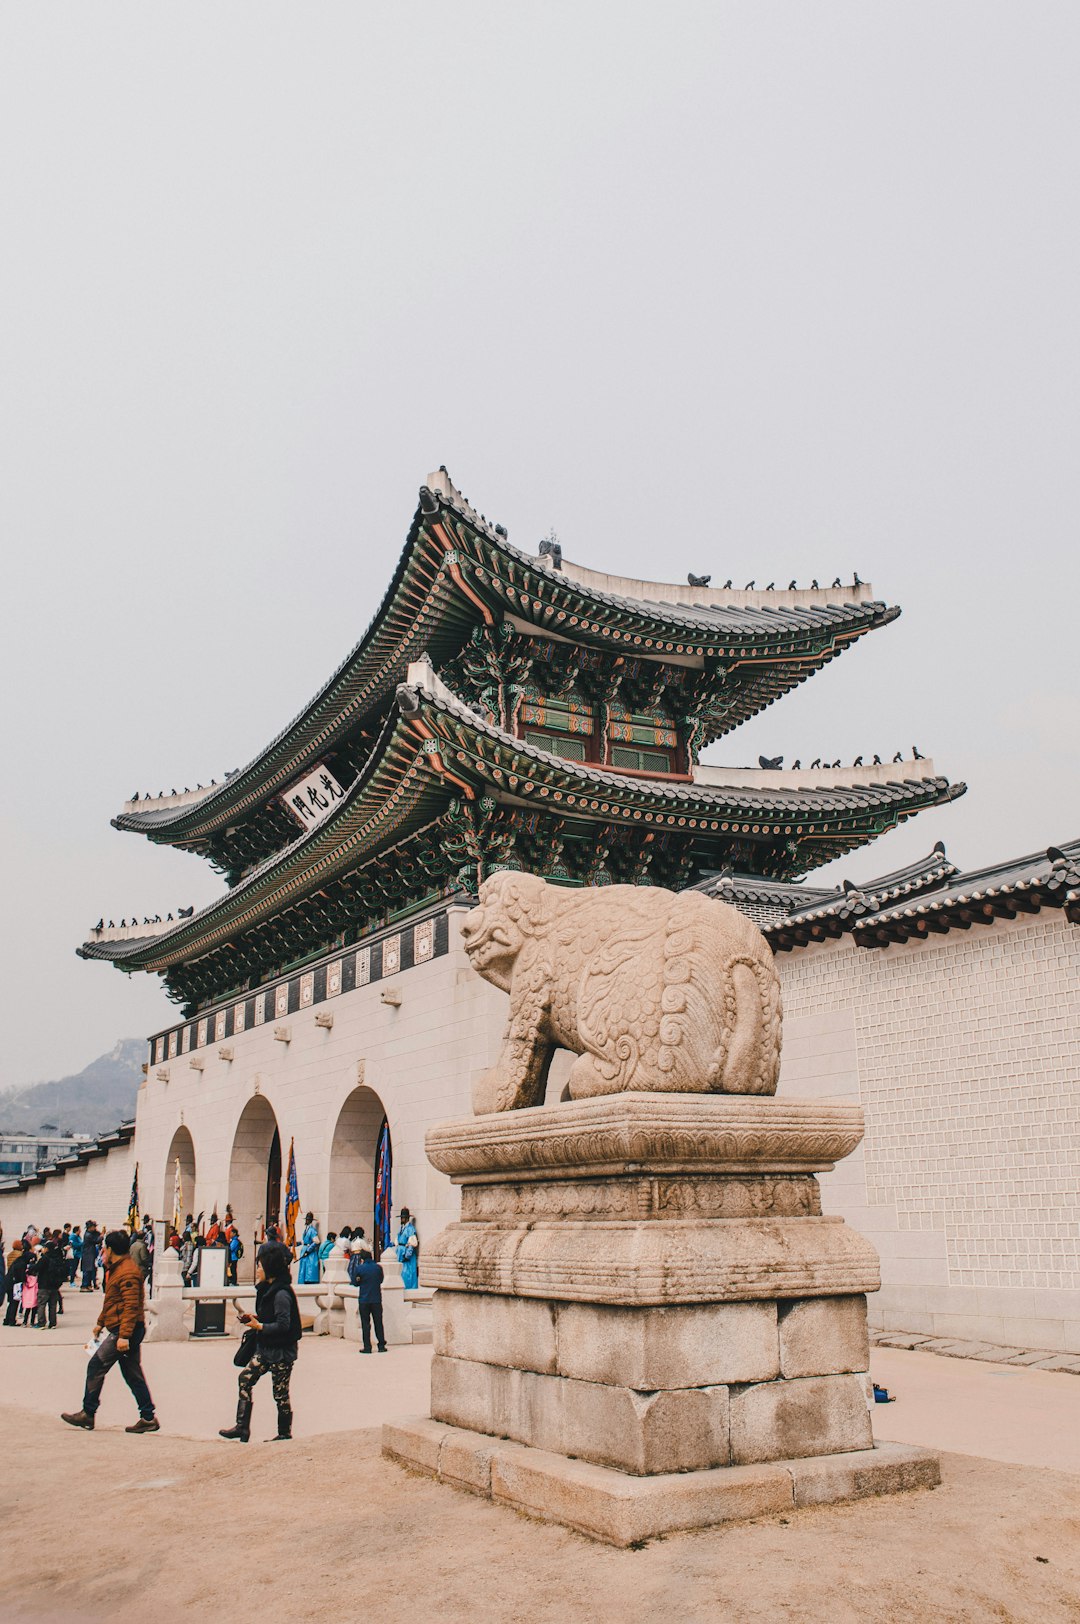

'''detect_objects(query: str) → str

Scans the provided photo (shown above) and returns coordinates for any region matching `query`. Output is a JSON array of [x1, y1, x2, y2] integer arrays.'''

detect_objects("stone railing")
[[147, 1245, 429, 1345]]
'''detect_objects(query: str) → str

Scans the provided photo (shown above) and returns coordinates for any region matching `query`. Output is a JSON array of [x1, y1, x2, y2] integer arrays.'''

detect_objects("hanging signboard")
[[279, 762, 346, 831]]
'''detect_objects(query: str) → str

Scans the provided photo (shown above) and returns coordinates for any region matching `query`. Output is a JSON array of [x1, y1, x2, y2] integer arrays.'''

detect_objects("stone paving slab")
[[871, 1330, 1080, 1375]]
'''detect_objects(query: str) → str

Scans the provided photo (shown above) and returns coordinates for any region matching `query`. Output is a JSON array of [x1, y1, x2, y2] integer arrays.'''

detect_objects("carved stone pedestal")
[[383, 1094, 939, 1544]]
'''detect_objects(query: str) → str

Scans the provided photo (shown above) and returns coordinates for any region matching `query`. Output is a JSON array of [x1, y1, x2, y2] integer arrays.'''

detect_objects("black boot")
[[271, 1406, 292, 1441], [219, 1397, 252, 1442]]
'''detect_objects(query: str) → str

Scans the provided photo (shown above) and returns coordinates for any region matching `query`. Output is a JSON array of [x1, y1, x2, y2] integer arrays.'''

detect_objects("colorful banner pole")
[[374, 1118, 392, 1255], [284, 1138, 301, 1251]]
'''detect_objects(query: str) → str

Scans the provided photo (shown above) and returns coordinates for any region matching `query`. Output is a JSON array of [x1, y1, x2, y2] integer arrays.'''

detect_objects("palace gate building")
[[68, 468, 962, 1257], [26, 470, 1080, 1353], [4, 469, 1076, 1352]]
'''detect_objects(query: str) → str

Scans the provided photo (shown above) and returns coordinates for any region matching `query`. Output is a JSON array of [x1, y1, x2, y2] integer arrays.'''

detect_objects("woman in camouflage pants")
[[220, 1242, 301, 1443]]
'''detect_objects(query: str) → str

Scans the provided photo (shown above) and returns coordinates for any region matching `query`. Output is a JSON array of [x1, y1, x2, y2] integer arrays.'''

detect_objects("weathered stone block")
[[433, 1291, 557, 1373], [382, 1421, 941, 1546], [438, 1427, 496, 1495], [426, 1212, 880, 1304], [431, 1352, 514, 1436], [729, 1372, 872, 1465], [430, 1354, 731, 1474], [382, 1416, 447, 1474], [489, 1446, 793, 1547], [556, 1300, 779, 1388], [778, 1294, 870, 1378], [789, 1442, 941, 1506]]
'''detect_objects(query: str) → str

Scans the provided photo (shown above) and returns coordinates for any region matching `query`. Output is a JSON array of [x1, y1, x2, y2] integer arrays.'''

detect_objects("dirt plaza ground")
[[2, 1291, 1079, 1624]]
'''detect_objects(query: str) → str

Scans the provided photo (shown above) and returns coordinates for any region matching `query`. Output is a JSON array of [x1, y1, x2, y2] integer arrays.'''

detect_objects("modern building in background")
[[0, 1130, 95, 1180]]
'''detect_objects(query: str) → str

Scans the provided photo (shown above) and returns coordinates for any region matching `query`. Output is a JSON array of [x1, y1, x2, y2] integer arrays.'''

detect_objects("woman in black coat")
[[219, 1242, 301, 1444]]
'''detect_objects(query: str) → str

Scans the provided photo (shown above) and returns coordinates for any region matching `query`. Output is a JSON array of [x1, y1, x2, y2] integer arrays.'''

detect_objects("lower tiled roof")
[[706, 840, 1080, 950]]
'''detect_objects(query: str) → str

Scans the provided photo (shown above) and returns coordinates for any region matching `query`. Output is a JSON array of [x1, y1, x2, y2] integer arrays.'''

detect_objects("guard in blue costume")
[[296, 1213, 321, 1284], [396, 1208, 419, 1290]]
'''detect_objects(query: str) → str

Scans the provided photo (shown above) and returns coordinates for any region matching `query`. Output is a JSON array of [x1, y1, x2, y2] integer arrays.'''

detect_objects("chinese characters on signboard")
[[279, 762, 346, 831]]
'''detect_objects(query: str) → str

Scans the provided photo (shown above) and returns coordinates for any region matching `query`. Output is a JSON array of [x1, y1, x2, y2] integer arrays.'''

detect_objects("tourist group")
[[0, 1205, 421, 1443]]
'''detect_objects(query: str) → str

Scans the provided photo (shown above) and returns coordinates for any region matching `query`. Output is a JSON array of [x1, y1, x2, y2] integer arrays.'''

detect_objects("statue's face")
[[461, 877, 526, 989]]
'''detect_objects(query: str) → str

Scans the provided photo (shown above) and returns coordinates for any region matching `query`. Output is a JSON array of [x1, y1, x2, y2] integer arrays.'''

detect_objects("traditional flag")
[[172, 1158, 184, 1233], [374, 1118, 392, 1251], [284, 1138, 301, 1250], [127, 1164, 140, 1232]]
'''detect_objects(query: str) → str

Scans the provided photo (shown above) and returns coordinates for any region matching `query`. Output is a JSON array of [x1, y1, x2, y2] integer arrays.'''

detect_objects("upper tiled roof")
[[111, 468, 898, 849]]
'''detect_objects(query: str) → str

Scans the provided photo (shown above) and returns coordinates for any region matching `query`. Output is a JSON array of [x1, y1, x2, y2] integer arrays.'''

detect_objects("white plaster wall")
[[777, 912, 1080, 1354], [0, 1138, 136, 1240], [129, 906, 505, 1254], [9, 893, 1076, 1365]]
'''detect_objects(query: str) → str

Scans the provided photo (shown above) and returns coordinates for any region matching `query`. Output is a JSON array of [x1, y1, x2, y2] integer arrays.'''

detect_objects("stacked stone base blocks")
[[385, 1093, 939, 1544]]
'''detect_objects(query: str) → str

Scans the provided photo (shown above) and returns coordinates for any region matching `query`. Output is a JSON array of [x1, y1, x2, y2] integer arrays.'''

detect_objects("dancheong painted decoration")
[[78, 467, 964, 1016]]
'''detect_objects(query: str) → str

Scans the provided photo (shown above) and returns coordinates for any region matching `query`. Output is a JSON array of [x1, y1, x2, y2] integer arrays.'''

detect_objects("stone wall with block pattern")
[[776, 911, 1080, 1355]]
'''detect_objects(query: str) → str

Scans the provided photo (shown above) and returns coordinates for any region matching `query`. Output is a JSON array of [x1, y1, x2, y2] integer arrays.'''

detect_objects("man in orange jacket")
[[61, 1230, 160, 1433]]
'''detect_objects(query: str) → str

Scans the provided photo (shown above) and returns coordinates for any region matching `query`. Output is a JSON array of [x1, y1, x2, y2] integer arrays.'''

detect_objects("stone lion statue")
[[461, 871, 782, 1113]]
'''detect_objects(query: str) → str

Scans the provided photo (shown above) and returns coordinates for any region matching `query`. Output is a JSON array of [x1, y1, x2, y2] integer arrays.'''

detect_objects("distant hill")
[[0, 1040, 144, 1136]]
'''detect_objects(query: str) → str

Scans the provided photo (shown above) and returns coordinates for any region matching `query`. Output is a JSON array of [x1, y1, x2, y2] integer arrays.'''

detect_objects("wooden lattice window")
[[610, 744, 674, 774], [524, 730, 589, 762]]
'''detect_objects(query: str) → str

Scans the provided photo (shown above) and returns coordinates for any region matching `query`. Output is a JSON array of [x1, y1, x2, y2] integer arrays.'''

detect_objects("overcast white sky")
[[2, 4, 1077, 1086]]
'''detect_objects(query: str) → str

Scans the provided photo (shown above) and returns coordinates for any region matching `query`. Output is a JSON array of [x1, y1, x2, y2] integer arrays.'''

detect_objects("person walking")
[[226, 1227, 243, 1286], [396, 1208, 419, 1291], [35, 1234, 68, 1329], [3, 1239, 28, 1326], [219, 1242, 301, 1444], [61, 1230, 159, 1433], [81, 1222, 100, 1292], [350, 1248, 386, 1353]]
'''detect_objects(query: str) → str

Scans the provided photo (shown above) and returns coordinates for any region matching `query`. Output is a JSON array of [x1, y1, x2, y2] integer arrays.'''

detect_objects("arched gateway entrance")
[[329, 1085, 389, 1248], [229, 1095, 282, 1243], [163, 1125, 196, 1228]]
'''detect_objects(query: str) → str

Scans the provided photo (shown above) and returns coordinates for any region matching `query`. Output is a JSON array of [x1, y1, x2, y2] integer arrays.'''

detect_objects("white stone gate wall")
[[131, 905, 505, 1252], [0, 1138, 136, 1239], [777, 912, 1080, 1355]]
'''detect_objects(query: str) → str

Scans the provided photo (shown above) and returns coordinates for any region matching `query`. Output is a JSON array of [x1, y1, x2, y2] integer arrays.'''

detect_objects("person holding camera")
[[348, 1246, 386, 1353], [220, 1242, 302, 1444]]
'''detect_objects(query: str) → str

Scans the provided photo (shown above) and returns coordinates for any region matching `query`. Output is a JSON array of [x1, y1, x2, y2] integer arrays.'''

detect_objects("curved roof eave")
[[80, 677, 963, 975], [109, 471, 900, 850]]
